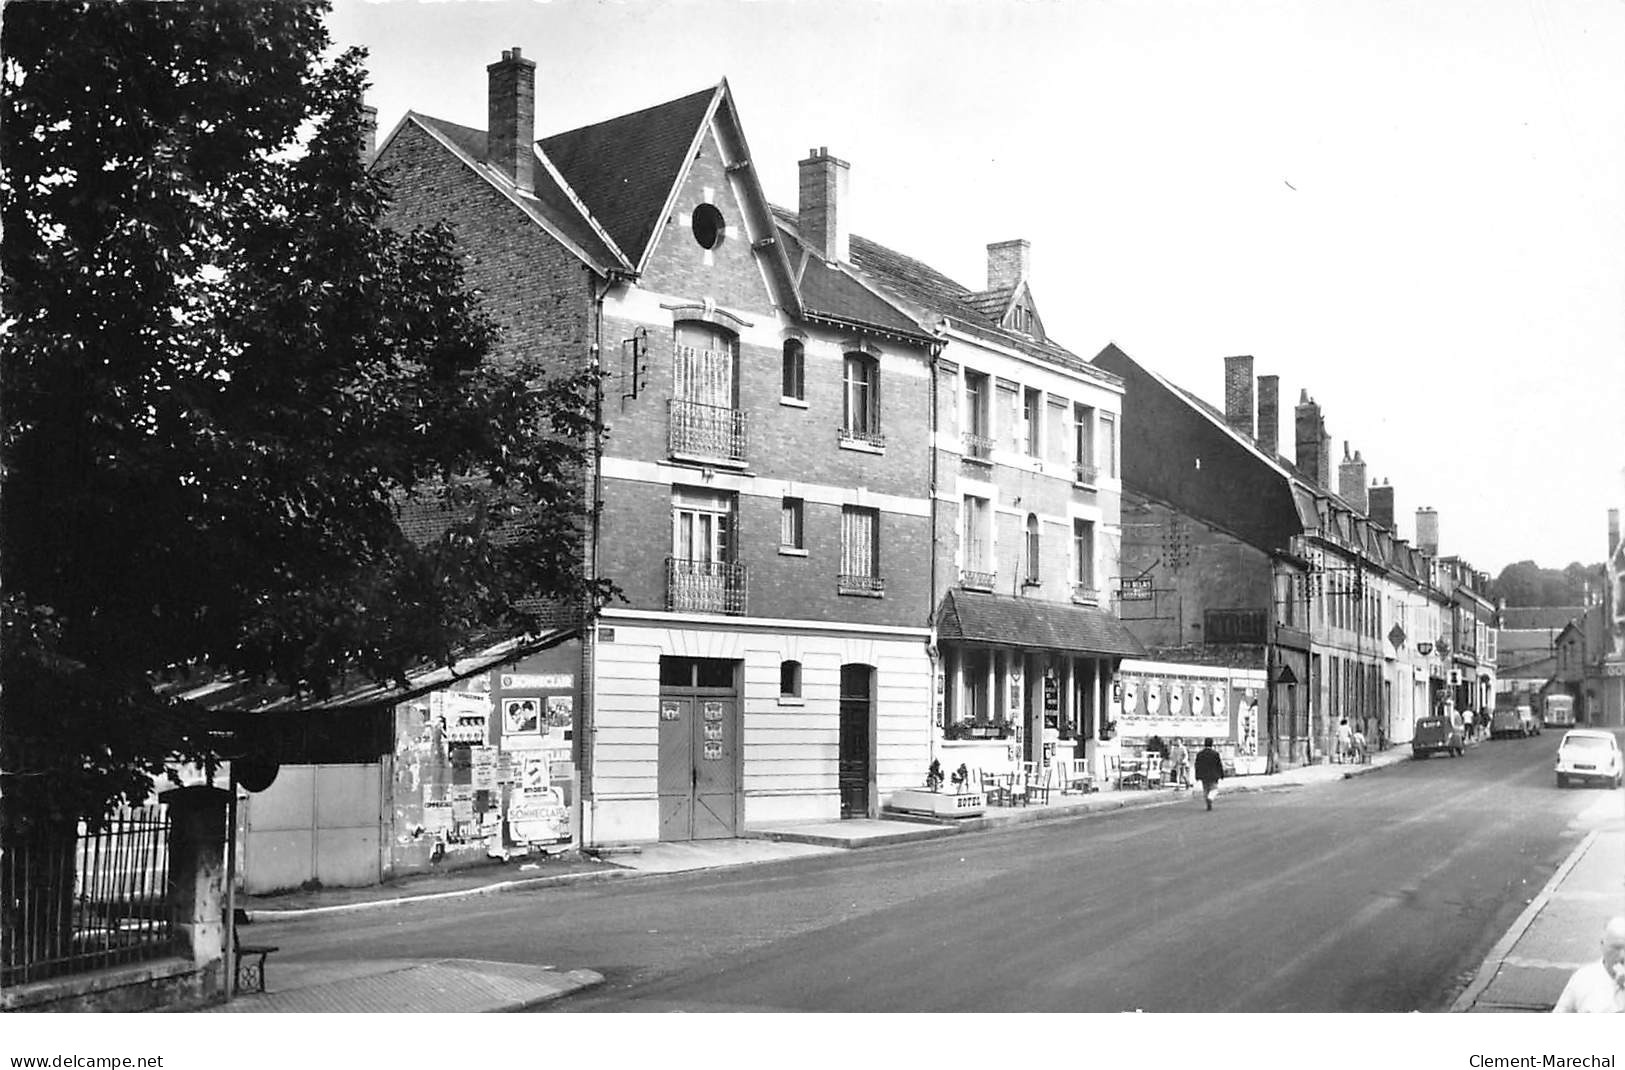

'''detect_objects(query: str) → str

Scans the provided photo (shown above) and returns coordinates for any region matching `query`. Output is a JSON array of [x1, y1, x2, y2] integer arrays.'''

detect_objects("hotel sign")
[[1120, 578, 1153, 602]]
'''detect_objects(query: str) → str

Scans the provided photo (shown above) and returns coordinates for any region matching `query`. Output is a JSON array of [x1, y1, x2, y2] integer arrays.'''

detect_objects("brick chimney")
[[1416, 507, 1439, 556], [987, 240, 1031, 292], [1319, 426, 1331, 489], [360, 104, 378, 165], [1223, 356, 1255, 440], [487, 47, 536, 195], [1256, 374, 1279, 457], [798, 147, 850, 263], [1369, 479, 1395, 530], [1338, 444, 1368, 513], [1609, 508, 1620, 557], [1295, 390, 1322, 487]]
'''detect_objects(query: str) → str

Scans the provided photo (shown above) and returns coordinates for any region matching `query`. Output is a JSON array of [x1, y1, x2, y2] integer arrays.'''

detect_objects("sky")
[[327, 0, 1625, 577]]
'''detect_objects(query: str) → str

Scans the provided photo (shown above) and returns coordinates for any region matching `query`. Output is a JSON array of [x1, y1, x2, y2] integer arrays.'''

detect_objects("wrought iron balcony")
[[666, 557, 747, 616], [838, 424, 886, 450], [669, 399, 747, 464], [1073, 584, 1100, 605], [959, 569, 996, 591], [837, 573, 886, 596], [962, 432, 994, 462], [1074, 462, 1099, 486]]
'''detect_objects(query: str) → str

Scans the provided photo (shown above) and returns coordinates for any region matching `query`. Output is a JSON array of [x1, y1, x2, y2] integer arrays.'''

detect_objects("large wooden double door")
[[657, 692, 739, 841]]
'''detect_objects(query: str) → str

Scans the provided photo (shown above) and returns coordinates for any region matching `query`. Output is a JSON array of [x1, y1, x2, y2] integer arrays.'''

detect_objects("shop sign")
[[501, 673, 573, 690], [1204, 609, 1267, 645], [471, 746, 498, 791]]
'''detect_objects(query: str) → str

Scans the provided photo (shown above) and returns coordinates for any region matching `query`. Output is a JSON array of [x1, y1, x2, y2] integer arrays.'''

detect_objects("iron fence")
[[962, 433, 994, 461], [1, 807, 177, 986]]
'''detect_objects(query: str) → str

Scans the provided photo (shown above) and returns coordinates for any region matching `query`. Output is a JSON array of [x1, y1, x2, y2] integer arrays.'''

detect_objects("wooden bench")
[[232, 908, 278, 995]]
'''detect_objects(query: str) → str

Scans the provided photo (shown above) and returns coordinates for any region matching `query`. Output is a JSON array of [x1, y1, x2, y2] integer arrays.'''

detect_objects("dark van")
[[1412, 715, 1464, 759]]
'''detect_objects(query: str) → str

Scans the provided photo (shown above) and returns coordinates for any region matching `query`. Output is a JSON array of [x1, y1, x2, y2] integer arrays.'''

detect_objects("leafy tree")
[[1, 0, 609, 828], [1490, 561, 1605, 607]]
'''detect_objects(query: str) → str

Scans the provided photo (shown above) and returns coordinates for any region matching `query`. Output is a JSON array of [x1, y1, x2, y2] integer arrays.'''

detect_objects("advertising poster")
[[507, 788, 570, 846], [521, 754, 551, 796], [471, 746, 497, 791], [503, 697, 541, 735], [544, 695, 572, 731]]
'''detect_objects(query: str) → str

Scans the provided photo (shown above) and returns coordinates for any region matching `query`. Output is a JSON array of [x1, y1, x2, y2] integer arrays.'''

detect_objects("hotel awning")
[[936, 590, 1146, 658]]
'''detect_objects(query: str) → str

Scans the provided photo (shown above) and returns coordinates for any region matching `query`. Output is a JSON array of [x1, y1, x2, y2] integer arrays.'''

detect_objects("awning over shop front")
[[161, 628, 578, 716], [936, 590, 1147, 658]]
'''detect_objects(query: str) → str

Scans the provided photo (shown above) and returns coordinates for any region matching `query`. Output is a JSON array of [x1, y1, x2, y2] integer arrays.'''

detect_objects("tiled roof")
[[781, 225, 930, 339], [539, 86, 717, 267], [936, 589, 1146, 658], [1500, 606, 1585, 630], [962, 288, 1014, 321], [769, 206, 1105, 379], [407, 114, 626, 271]]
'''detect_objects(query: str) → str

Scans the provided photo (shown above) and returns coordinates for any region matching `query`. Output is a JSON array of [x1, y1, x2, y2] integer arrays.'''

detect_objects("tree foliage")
[[1, 1, 610, 824], [1489, 561, 1606, 608]]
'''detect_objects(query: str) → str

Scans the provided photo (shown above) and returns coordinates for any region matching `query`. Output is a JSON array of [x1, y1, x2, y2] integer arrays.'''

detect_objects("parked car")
[[1554, 729, 1623, 789], [1412, 715, 1464, 759], [1490, 706, 1540, 739]]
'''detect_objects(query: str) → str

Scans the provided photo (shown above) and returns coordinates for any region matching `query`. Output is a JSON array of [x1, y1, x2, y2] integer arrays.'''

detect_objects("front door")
[[839, 664, 873, 818], [657, 694, 738, 841]]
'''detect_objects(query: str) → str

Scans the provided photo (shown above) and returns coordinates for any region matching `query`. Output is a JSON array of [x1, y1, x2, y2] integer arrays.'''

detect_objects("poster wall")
[[1109, 659, 1269, 774]]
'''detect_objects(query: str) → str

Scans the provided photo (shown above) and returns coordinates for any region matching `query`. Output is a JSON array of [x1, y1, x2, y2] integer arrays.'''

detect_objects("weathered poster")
[[502, 697, 541, 734], [471, 746, 497, 791], [507, 788, 570, 846], [522, 754, 550, 796]]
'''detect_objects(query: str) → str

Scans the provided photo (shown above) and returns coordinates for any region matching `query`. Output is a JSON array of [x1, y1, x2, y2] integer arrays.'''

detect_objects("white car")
[[1554, 729, 1623, 789]]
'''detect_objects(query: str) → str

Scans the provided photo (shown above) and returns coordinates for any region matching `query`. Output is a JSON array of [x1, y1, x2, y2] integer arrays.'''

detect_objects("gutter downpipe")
[[926, 331, 947, 766], [582, 265, 635, 848]]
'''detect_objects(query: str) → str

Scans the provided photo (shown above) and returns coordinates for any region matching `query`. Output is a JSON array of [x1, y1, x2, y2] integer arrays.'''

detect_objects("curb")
[[247, 755, 1406, 922], [505, 968, 604, 1012], [244, 867, 641, 921], [1448, 828, 1600, 1013]]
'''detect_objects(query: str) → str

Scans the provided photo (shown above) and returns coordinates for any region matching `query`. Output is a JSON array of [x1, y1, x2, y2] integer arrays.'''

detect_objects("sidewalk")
[[1451, 796, 1625, 1013], [224, 746, 1409, 1012]]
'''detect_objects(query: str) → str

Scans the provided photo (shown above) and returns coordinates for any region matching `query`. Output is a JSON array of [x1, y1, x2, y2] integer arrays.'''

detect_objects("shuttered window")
[[840, 506, 879, 580]]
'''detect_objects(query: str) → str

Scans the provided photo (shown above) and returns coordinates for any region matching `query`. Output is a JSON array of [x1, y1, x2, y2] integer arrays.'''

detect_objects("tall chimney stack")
[[360, 104, 378, 165], [1416, 507, 1439, 556], [1319, 424, 1332, 489], [1369, 479, 1395, 530], [1256, 374, 1279, 457], [487, 47, 536, 194], [1338, 444, 1368, 513], [1295, 390, 1322, 487], [798, 148, 850, 262], [987, 240, 1030, 292], [1223, 356, 1255, 440], [1609, 507, 1620, 557]]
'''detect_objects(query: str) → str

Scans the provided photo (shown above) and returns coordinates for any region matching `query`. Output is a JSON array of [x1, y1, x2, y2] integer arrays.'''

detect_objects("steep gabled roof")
[[769, 206, 1111, 381], [539, 86, 717, 269], [777, 223, 934, 341], [962, 287, 1015, 321]]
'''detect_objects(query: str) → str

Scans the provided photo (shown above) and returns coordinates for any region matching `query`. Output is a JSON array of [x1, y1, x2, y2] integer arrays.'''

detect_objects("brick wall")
[[1119, 492, 1273, 649]]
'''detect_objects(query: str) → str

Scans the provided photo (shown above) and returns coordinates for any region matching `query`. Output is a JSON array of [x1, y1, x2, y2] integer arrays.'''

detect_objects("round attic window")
[[691, 203, 726, 250]]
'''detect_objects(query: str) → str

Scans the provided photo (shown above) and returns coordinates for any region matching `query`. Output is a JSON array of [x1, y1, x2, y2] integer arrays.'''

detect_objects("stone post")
[[160, 785, 230, 997]]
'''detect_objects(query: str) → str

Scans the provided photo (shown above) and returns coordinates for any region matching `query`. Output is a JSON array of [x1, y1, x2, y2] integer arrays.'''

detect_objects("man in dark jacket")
[[1194, 738, 1224, 811]]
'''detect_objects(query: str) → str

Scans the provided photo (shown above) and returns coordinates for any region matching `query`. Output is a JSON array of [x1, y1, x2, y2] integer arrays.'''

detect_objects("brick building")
[[1094, 347, 1455, 766]]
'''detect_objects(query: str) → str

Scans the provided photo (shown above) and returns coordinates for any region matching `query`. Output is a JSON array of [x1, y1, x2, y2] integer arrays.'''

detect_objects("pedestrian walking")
[[1553, 916, 1625, 1013], [1336, 717, 1353, 763], [1167, 738, 1190, 788], [1194, 737, 1224, 811]]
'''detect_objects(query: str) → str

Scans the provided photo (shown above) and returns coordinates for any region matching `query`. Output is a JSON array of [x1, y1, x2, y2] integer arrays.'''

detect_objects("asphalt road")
[[258, 730, 1621, 1012]]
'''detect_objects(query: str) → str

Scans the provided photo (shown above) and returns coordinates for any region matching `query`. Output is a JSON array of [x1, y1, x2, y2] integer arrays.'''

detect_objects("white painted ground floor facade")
[[581, 608, 933, 846]]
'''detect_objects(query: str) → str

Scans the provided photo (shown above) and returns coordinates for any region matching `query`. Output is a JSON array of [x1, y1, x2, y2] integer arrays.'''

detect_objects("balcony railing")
[[959, 569, 996, 591], [962, 432, 994, 462], [1074, 462, 1098, 485], [669, 399, 747, 464], [1073, 584, 1100, 604], [838, 573, 886, 596], [666, 557, 747, 615], [838, 424, 886, 450]]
